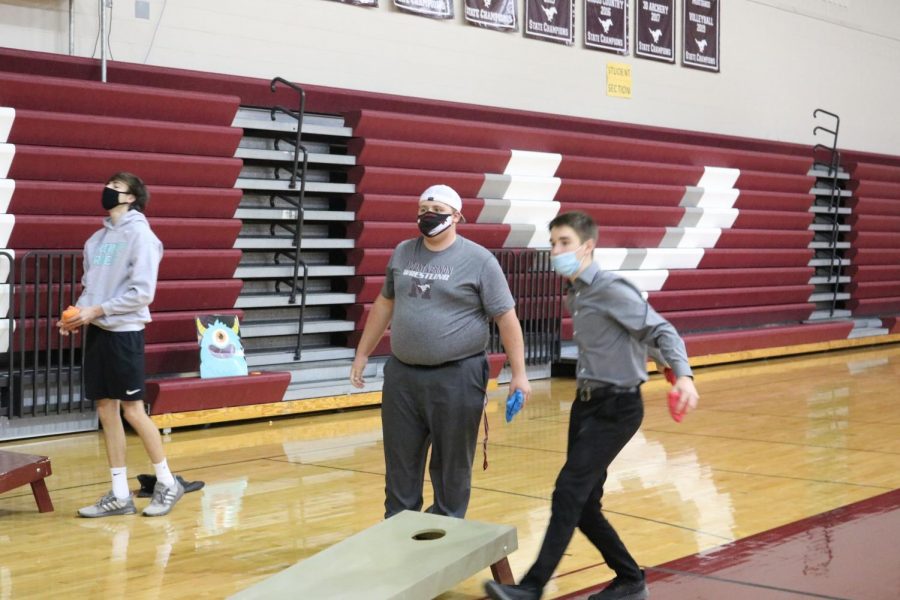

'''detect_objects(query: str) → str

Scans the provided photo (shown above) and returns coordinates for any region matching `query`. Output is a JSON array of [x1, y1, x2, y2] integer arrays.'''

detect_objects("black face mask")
[[102, 187, 125, 211], [417, 211, 452, 238]]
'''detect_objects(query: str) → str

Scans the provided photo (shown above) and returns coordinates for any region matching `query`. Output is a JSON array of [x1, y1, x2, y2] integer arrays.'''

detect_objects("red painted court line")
[[558, 488, 900, 600]]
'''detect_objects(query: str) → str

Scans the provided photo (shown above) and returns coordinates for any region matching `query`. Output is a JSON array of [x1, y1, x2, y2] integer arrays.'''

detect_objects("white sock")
[[111, 467, 129, 500], [153, 459, 176, 488]]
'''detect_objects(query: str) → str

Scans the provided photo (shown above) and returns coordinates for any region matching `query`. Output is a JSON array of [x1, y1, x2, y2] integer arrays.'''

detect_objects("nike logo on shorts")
[[126, 388, 141, 396]]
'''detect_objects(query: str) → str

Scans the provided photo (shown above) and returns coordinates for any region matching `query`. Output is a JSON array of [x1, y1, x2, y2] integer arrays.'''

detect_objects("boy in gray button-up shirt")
[[486, 211, 699, 600]]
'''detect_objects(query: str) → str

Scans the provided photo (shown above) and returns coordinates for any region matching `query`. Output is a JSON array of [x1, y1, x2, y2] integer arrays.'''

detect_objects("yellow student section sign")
[[606, 63, 632, 98]]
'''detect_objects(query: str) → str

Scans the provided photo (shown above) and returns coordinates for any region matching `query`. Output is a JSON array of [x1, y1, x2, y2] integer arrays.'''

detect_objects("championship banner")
[[525, 0, 574, 45], [326, 0, 378, 6], [682, 0, 719, 71], [465, 0, 517, 31], [635, 0, 675, 63], [395, 0, 453, 19], [585, 0, 628, 55]]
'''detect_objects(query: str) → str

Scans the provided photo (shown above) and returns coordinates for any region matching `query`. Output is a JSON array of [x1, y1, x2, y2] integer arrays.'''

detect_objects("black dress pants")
[[520, 387, 645, 591]]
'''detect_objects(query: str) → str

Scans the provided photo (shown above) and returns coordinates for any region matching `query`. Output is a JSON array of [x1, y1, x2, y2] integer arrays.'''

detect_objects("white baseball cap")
[[419, 184, 465, 221]]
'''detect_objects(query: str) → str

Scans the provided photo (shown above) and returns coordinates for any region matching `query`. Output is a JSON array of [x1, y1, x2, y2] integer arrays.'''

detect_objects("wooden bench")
[[230, 510, 516, 599], [0, 451, 53, 512]]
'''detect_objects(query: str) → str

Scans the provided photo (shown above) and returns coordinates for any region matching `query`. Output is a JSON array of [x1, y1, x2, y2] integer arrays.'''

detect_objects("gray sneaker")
[[78, 492, 137, 518], [142, 478, 184, 517]]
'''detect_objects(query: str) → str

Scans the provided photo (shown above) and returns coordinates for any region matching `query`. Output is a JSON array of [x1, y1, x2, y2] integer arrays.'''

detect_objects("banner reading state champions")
[[525, 0, 574, 45], [395, 0, 453, 19], [585, 0, 629, 55], [682, 0, 719, 72], [465, 0, 517, 31], [635, 0, 675, 63]]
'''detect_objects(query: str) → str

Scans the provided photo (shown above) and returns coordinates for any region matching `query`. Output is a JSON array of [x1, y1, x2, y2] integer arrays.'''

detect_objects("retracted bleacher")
[[0, 70, 288, 437], [2, 46, 898, 434]]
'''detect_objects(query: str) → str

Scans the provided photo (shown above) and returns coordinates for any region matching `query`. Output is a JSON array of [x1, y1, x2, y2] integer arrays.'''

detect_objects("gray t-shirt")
[[381, 236, 515, 365]]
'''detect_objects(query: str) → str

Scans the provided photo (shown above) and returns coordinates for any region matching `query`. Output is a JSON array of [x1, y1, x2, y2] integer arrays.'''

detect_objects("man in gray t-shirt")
[[351, 184, 531, 519], [384, 236, 516, 365]]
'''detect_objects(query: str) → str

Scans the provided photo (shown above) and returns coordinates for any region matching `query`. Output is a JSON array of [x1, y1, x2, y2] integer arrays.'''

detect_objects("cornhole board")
[[0, 451, 53, 512], [230, 510, 517, 600]]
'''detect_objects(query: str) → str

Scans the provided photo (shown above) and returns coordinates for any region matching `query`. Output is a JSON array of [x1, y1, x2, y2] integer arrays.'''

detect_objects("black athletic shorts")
[[83, 325, 146, 402]]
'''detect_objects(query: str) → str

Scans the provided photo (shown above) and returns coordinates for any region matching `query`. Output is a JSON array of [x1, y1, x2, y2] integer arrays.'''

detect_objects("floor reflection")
[[281, 429, 383, 464], [198, 478, 248, 538], [612, 430, 737, 548]]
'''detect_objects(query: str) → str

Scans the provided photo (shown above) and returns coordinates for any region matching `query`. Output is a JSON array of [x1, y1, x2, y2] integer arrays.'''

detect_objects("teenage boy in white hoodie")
[[59, 172, 184, 517]]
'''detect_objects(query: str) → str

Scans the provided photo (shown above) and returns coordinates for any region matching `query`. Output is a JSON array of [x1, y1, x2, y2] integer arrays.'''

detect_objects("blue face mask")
[[551, 245, 586, 277]]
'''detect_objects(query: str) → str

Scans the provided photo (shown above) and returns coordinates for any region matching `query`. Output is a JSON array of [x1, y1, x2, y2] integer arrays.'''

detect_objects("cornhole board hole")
[[230, 510, 517, 599], [0, 451, 53, 512]]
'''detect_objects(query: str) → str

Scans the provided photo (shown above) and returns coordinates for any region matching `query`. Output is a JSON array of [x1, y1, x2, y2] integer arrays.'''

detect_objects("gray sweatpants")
[[381, 353, 489, 519]]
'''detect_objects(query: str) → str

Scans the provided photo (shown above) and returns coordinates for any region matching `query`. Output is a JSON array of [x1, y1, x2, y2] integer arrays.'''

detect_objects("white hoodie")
[[77, 210, 163, 331]]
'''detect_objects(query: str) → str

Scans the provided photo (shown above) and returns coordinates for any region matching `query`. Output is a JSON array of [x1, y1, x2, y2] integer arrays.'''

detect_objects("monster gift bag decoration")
[[196, 315, 249, 379]]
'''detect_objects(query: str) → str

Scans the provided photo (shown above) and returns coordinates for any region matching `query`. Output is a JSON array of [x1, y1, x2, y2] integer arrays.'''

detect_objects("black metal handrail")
[[812, 108, 844, 317], [812, 144, 844, 288], [813, 108, 840, 141], [9, 251, 86, 419], [812, 144, 840, 183], [273, 148, 310, 307], [812, 108, 842, 214], [291, 261, 309, 361], [269, 76, 307, 190], [1, 251, 14, 421], [270, 76, 310, 359]]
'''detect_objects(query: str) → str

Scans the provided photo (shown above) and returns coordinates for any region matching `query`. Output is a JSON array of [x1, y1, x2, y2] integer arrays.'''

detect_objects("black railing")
[[4, 251, 87, 420], [813, 108, 842, 213], [812, 108, 844, 317], [270, 76, 311, 359], [270, 76, 307, 190], [489, 249, 563, 366], [1, 251, 14, 420]]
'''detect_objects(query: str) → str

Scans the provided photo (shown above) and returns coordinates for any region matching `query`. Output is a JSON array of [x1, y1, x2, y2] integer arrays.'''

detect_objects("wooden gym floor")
[[1, 343, 898, 599]]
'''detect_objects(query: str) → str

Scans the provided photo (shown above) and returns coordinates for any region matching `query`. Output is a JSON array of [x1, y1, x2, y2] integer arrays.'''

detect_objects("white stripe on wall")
[[680, 186, 740, 209], [593, 248, 630, 270], [659, 227, 722, 249], [0, 283, 8, 318], [0, 319, 12, 353], [478, 174, 561, 201], [504, 150, 562, 177], [503, 224, 551, 249], [0, 144, 14, 179], [679, 207, 739, 229], [591, 165, 740, 291], [617, 269, 669, 292], [0, 107, 14, 144], [0, 250, 14, 284], [0, 179, 13, 214], [594, 248, 708, 272], [697, 166, 740, 189], [477, 150, 562, 249], [477, 198, 560, 225], [0, 215, 15, 247], [641, 248, 705, 270]]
